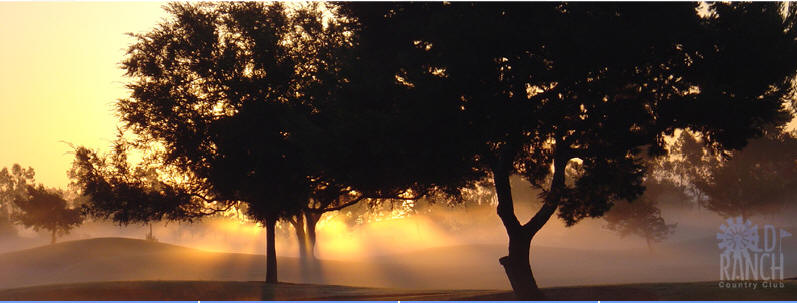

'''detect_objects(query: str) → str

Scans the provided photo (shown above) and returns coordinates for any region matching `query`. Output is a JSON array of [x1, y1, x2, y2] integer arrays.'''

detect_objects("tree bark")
[[50, 229, 56, 244], [265, 216, 278, 283]]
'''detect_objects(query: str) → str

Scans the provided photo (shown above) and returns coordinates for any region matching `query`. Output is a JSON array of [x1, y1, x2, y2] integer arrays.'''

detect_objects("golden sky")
[[0, 2, 167, 188]]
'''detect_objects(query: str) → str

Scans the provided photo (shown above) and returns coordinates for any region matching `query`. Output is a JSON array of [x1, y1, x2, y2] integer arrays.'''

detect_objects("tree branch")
[[308, 195, 366, 213], [494, 163, 522, 233], [523, 155, 568, 234], [306, 188, 428, 214]]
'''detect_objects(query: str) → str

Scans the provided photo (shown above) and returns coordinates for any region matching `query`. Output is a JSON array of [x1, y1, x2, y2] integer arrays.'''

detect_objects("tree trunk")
[[646, 236, 654, 254], [305, 212, 321, 260], [265, 216, 278, 283], [492, 153, 566, 300], [494, 166, 544, 299], [500, 229, 541, 299], [50, 229, 56, 244], [290, 214, 308, 260]]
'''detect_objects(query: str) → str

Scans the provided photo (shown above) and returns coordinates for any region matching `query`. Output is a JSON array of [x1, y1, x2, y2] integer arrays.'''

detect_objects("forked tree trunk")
[[305, 212, 321, 260], [265, 216, 278, 283], [290, 213, 309, 260], [493, 154, 566, 300]]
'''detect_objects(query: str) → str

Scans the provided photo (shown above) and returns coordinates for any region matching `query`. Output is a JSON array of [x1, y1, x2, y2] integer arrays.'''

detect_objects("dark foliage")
[[70, 144, 219, 225]]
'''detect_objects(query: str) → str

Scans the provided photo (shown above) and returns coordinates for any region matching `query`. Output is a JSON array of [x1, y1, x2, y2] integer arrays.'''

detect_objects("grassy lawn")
[[0, 280, 795, 300]]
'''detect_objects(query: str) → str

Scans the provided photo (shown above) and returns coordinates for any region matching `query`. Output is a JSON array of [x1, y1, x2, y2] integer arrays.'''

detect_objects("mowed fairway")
[[1, 237, 796, 300], [0, 280, 795, 300]]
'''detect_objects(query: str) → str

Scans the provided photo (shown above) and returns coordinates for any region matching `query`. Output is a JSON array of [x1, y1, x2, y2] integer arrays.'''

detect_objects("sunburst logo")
[[717, 217, 761, 258], [717, 216, 791, 286]]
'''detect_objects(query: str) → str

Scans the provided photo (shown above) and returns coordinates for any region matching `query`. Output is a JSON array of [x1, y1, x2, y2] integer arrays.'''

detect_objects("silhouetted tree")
[[656, 131, 721, 207], [693, 132, 797, 219], [282, 1, 485, 261], [145, 222, 158, 242], [604, 150, 700, 248], [290, 184, 434, 261], [605, 198, 673, 253], [344, 3, 797, 298], [70, 142, 219, 224], [70, 2, 368, 283], [289, 185, 367, 260], [12, 185, 83, 244], [0, 164, 36, 239], [604, 179, 681, 253]]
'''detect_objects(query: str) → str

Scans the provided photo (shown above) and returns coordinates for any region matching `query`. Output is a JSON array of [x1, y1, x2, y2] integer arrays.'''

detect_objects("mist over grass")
[[1, 182, 795, 290]]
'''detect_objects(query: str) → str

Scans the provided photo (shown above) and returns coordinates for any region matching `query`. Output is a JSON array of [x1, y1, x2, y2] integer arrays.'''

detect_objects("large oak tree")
[[342, 2, 797, 298], [71, 2, 468, 282], [71, 2, 352, 283]]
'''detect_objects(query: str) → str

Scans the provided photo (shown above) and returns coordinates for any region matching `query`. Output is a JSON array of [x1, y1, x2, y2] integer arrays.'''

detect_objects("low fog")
[[1, 177, 794, 291]]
